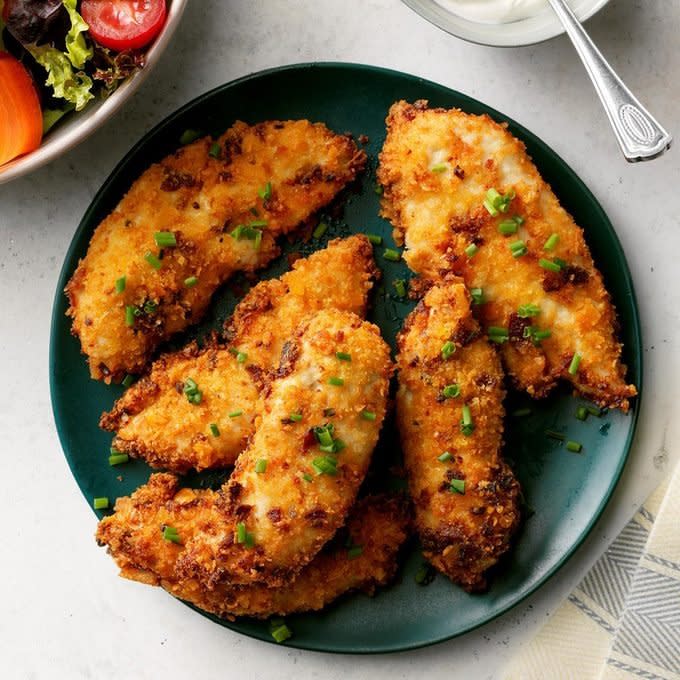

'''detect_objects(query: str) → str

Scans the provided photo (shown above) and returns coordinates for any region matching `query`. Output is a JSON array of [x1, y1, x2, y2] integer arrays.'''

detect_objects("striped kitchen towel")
[[503, 462, 680, 680]]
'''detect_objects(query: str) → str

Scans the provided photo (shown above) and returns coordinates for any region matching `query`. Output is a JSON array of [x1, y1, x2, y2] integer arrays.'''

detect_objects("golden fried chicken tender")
[[96, 473, 410, 619], [396, 282, 521, 591], [175, 309, 392, 588], [100, 236, 378, 473], [67, 120, 366, 382], [379, 100, 636, 411]]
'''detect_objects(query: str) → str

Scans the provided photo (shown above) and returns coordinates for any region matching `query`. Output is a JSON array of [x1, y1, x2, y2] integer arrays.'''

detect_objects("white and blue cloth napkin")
[[504, 463, 680, 680]]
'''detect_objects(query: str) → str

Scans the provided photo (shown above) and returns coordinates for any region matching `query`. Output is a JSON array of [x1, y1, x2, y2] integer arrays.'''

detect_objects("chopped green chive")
[[575, 406, 588, 421], [109, 453, 129, 466], [271, 624, 292, 643], [460, 404, 474, 436], [499, 221, 518, 235], [143, 300, 158, 315], [361, 410, 377, 421], [209, 423, 220, 437], [464, 243, 479, 258], [441, 384, 461, 399], [509, 240, 527, 258], [441, 340, 456, 360], [393, 279, 407, 298], [415, 563, 436, 585], [228, 410, 243, 418], [512, 407, 532, 418], [312, 455, 338, 476], [347, 545, 364, 559], [539, 258, 562, 273], [483, 188, 501, 216], [93, 497, 109, 510], [230, 224, 264, 249], [302, 472, 313, 482], [568, 352, 582, 375], [144, 251, 162, 270], [163, 526, 181, 544], [545, 429, 566, 441], [566, 440, 583, 453], [438, 451, 452, 462], [313, 423, 345, 454], [255, 458, 268, 474], [236, 351, 247, 364], [315, 426, 334, 448], [525, 327, 552, 344], [258, 181, 272, 200], [125, 305, 135, 327], [488, 326, 509, 344], [431, 162, 449, 173], [336, 351, 352, 362], [365, 233, 382, 245], [247, 219, 268, 228], [470, 287, 485, 305], [313, 222, 328, 239], [518, 303, 541, 318], [184, 275, 198, 288], [289, 413, 303, 422], [544, 233, 560, 250], [183, 378, 202, 405], [450, 479, 466, 494], [208, 141, 222, 158], [235, 522, 255, 548], [484, 187, 515, 216], [179, 129, 201, 145], [587, 405, 602, 417], [383, 248, 401, 262], [374, 184, 383, 195], [115, 276, 126, 293], [328, 376, 344, 386], [121, 374, 135, 388], [154, 231, 176, 248]]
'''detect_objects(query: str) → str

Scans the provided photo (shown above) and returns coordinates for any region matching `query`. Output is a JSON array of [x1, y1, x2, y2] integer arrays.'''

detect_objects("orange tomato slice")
[[0, 51, 43, 166]]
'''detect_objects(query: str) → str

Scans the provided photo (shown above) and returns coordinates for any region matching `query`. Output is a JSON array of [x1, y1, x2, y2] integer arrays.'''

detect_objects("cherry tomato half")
[[81, 0, 167, 52]]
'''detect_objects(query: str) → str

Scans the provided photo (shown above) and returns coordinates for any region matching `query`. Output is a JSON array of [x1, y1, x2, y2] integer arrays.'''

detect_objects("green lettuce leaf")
[[29, 44, 94, 110], [62, 0, 93, 69], [42, 105, 74, 133]]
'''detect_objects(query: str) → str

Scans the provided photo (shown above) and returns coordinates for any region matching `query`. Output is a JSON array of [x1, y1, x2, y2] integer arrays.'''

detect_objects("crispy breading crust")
[[379, 100, 636, 411], [396, 282, 521, 591], [174, 309, 392, 588], [66, 120, 366, 382], [100, 236, 378, 473], [96, 473, 410, 619]]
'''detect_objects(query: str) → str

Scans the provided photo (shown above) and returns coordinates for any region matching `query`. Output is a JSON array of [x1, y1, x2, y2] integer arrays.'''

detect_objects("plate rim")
[[49, 61, 643, 654]]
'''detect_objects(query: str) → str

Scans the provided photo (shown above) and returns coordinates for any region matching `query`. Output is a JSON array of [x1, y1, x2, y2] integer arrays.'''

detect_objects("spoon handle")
[[546, 0, 671, 162]]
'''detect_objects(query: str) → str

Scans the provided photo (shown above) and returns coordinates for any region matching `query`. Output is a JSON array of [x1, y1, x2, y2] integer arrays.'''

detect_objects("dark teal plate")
[[50, 63, 641, 654]]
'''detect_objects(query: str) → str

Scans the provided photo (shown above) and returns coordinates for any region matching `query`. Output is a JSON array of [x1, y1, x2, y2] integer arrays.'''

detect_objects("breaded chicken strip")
[[100, 236, 378, 473], [96, 473, 410, 619], [66, 120, 366, 382], [175, 309, 392, 588], [396, 283, 521, 591], [379, 100, 636, 411]]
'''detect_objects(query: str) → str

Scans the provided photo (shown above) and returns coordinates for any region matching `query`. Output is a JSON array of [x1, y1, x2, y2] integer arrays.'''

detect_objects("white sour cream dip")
[[436, 0, 548, 24]]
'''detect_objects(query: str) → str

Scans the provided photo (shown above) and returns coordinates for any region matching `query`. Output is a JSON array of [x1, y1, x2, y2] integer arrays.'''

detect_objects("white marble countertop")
[[1, 1, 678, 677]]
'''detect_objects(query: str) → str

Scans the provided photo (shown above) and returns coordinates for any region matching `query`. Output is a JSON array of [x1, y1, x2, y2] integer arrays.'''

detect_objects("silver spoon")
[[546, 0, 671, 162]]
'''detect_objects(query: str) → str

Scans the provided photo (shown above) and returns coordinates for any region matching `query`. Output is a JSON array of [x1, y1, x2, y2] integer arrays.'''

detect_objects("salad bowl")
[[0, 0, 188, 185]]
